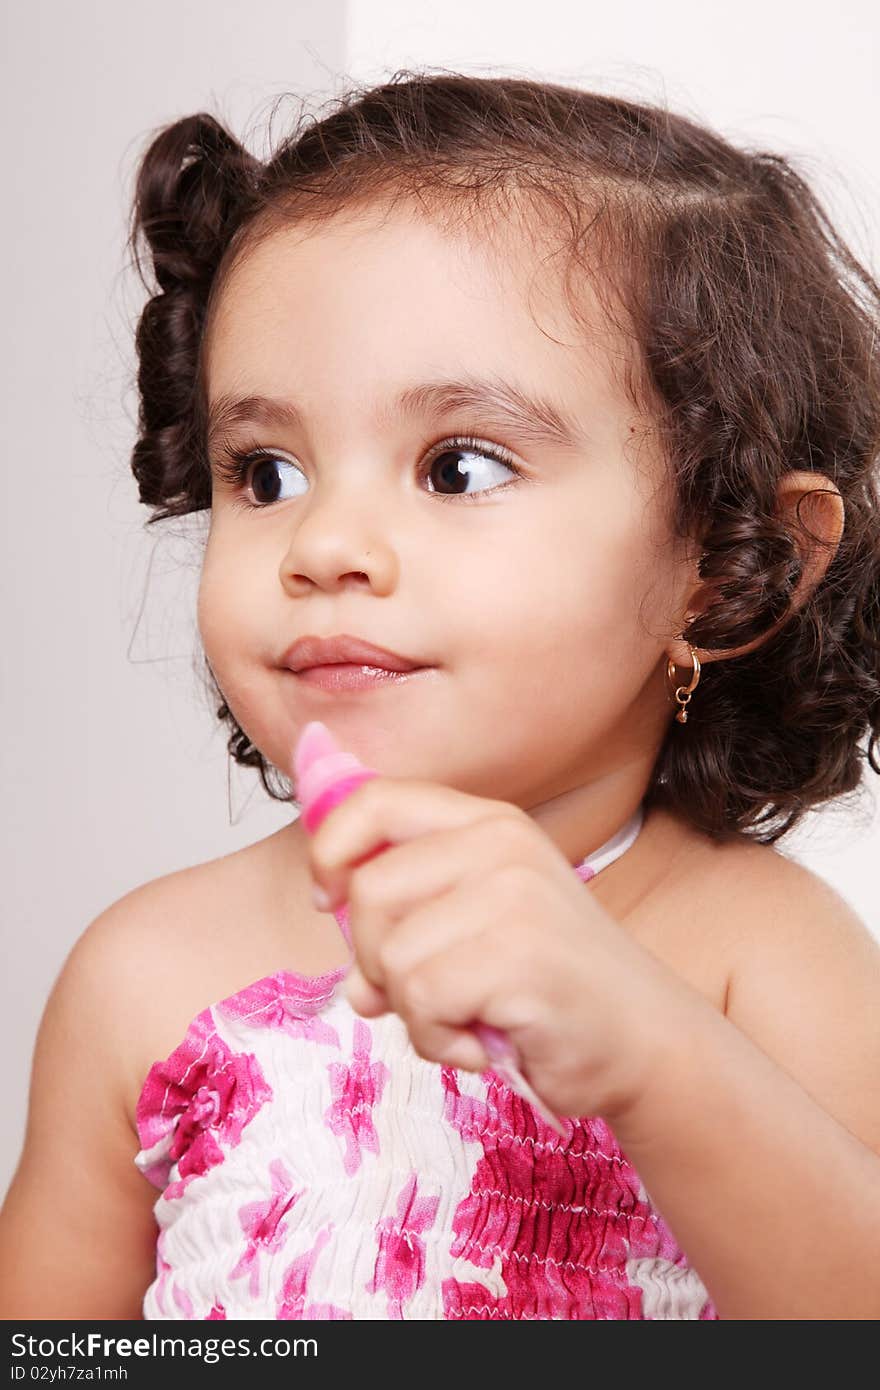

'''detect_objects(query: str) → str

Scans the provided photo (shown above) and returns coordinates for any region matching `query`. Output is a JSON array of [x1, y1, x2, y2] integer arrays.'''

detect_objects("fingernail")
[[312, 884, 333, 911]]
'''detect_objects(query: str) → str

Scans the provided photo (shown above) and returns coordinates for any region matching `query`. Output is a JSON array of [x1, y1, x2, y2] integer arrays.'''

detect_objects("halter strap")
[[572, 803, 645, 882]]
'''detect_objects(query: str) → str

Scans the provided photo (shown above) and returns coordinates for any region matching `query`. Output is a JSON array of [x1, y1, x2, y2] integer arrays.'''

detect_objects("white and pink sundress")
[[133, 804, 718, 1319]]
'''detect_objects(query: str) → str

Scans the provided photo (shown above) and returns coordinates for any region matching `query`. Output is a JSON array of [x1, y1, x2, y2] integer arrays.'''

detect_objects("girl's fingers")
[[343, 958, 496, 1071], [337, 819, 529, 990], [346, 876, 535, 1028], [308, 775, 522, 910], [342, 966, 390, 1017], [372, 903, 542, 1069]]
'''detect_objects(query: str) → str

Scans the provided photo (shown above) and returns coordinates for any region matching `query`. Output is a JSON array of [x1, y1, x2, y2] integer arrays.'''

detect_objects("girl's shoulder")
[[618, 803, 876, 1018], [104, 826, 343, 1138], [645, 805, 876, 976], [595, 803, 773, 1012], [635, 806, 880, 1152]]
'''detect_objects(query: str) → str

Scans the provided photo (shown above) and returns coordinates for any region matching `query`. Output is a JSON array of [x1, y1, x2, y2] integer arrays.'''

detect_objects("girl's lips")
[[281, 633, 428, 672], [291, 664, 429, 692]]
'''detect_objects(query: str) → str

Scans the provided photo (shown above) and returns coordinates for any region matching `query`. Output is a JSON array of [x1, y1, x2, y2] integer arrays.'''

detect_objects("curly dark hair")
[[125, 69, 880, 845]]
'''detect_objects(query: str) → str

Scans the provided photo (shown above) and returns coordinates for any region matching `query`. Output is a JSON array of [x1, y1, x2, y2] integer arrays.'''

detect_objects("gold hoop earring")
[[666, 640, 702, 724]]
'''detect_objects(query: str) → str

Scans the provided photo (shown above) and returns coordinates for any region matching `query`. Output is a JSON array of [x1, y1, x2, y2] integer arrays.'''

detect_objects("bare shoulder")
[[57, 861, 239, 1140], [0, 882, 175, 1314], [692, 827, 880, 1153], [625, 808, 880, 1150], [0, 834, 307, 1317], [93, 845, 271, 1131], [622, 805, 877, 1018], [98, 823, 339, 1131], [613, 805, 785, 1011], [696, 826, 880, 996]]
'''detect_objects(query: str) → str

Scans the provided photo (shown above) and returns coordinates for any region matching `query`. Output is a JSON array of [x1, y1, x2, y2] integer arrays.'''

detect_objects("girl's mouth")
[[290, 664, 430, 693]]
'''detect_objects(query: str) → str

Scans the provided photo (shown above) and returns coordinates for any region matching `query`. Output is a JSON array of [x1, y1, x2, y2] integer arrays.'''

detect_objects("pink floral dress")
[[134, 805, 718, 1320]]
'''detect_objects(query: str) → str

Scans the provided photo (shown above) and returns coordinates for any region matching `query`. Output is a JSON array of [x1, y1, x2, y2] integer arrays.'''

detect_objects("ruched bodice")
[[133, 806, 717, 1319]]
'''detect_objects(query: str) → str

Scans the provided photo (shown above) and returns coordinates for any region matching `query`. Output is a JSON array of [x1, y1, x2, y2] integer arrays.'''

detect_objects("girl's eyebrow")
[[206, 375, 588, 453]]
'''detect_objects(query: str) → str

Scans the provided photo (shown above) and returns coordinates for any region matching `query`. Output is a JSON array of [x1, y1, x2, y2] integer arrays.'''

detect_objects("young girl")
[[2, 71, 880, 1322]]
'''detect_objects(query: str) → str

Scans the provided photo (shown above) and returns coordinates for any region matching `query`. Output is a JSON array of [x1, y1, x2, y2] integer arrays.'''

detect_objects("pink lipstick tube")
[[292, 720, 567, 1136]]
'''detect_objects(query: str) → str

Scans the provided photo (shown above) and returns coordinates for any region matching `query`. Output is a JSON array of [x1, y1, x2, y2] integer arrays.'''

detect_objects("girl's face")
[[198, 200, 698, 855]]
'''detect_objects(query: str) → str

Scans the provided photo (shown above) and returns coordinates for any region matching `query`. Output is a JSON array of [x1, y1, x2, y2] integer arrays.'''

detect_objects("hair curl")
[[126, 70, 880, 844]]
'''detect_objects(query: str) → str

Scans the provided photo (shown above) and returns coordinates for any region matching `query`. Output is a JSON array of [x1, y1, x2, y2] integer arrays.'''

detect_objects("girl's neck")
[[269, 793, 695, 933]]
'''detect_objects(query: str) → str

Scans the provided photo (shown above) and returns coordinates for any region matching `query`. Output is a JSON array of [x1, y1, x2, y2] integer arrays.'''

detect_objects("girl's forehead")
[[213, 197, 606, 340], [206, 202, 631, 414]]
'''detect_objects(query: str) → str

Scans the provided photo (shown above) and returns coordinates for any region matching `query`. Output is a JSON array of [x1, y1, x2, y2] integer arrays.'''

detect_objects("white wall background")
[[0, 0, 350, 1199], [2, 0, 878, 1196]]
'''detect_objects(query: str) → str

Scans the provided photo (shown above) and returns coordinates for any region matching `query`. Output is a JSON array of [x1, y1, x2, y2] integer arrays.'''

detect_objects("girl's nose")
[[278, 496, 399, 595]]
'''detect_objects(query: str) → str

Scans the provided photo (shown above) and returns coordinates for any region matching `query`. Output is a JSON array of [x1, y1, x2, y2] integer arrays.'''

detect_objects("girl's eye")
[[212, 450, 305, 509], [419, 439, 522, 502], [210, 435, 523, 510]]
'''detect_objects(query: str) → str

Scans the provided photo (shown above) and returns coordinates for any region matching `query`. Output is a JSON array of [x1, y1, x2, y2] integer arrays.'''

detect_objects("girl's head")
[[127, 72, 880, 844]]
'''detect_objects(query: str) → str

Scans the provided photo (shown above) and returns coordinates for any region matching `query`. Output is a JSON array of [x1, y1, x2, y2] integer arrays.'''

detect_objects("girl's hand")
[[307, 775, 687, 1124]]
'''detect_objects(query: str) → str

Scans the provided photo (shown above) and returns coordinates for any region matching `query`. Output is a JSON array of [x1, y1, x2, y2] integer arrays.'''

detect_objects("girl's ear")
[[773, 470, 845, 615], [668, 471, 845, 670]]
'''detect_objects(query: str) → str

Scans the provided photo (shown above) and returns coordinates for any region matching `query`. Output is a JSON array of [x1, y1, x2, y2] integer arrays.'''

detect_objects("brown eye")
[[212, 448, 305, 509], [421, 437, 521, 502], [247, 455, 303, 505], [212, 434, 522, 511]]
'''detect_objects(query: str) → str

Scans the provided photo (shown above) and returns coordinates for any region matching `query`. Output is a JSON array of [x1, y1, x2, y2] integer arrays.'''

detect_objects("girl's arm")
[[610, 855, 880, 1320], [0, 895, 161, 1318]]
